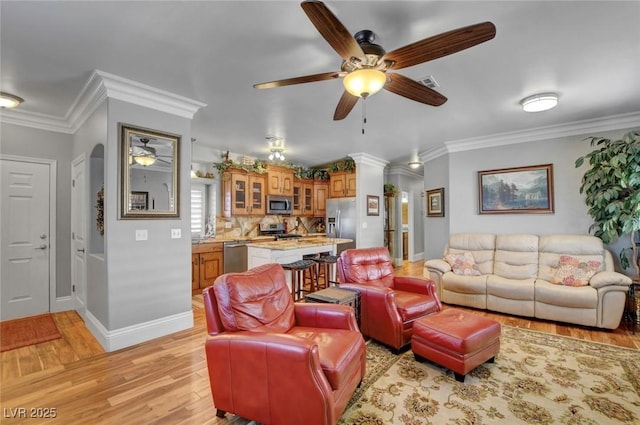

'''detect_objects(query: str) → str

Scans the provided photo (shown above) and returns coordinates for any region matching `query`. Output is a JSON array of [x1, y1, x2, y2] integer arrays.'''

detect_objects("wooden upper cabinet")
[[222, 169, 266, 217], [293, 178, 314, 217], [266, 165, 294, 196], [328, 171, 356, 198], [313, 180, 328, 216]]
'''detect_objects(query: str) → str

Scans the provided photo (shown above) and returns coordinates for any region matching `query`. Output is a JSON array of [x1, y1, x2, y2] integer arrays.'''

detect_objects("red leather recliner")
[[203, 263, 366, 425], [337, 247, 442, 351]]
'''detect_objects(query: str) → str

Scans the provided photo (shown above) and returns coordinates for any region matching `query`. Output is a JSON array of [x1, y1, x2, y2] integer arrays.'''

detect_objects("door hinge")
[[72, 179, 75, 187], [72, 285, 76, 292]]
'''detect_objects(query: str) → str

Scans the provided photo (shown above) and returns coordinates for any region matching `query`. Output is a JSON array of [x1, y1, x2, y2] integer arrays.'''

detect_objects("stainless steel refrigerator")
[[326, 197, 357, 255]]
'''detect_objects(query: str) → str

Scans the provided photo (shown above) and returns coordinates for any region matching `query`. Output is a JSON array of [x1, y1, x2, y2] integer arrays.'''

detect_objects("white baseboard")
[[85, 310, 194, 352], [412, 252, 425, 262]]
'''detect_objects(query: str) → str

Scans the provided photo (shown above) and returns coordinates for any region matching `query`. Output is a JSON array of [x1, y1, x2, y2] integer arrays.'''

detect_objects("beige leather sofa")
[[424, 233, 632, 329]]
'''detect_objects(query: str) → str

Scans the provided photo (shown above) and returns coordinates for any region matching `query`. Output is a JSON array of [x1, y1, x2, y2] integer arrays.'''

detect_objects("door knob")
[[40, 234, 47, 239], [77, 248, 85, 253], [35, 244, 47, 250]]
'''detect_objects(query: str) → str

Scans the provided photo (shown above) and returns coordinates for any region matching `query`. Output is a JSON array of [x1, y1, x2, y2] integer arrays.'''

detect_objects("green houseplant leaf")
[[576, 130, 640, 280]]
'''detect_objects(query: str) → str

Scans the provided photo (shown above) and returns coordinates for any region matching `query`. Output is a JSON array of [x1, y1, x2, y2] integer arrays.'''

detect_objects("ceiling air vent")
[[419, 75, 439, 89]]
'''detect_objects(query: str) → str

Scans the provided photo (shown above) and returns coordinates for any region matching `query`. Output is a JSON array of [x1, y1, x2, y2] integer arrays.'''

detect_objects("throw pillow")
[[550, 255, 601, 287], [444, 252, 482, 276]]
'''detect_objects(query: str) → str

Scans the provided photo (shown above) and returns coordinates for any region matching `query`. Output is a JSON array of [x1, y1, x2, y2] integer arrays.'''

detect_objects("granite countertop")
[[192, 233, 329, 244], [247, 238, 352, 251]]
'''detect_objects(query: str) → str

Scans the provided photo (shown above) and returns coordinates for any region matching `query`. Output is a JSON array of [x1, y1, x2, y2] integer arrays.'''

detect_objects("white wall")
[[351, 153, 388, 248], [423, 155, 450, 260]]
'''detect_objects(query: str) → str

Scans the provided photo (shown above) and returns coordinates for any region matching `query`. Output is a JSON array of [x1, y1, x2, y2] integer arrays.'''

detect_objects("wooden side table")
[[625, 281, 640, 334], [305, 287, 360, 326]]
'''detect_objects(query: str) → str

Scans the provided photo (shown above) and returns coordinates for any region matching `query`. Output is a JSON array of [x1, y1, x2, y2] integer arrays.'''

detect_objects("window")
[[191, 185, 205, 237]]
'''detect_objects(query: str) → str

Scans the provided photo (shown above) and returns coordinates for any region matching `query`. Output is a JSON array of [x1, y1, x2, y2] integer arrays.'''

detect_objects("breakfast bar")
[[247, 238, 352, 293]]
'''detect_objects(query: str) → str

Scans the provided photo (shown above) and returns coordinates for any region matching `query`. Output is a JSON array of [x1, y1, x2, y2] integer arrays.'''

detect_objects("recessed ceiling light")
[[0, 92, 24, 109], [520, 93, 558, 112]]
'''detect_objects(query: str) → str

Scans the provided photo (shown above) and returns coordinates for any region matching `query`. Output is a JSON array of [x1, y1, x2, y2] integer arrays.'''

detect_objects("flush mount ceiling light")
[[342, 69, 387, 98], [408, 150, 421, 169], [0, 91, 24, 109], [520, 93, 558, 112]]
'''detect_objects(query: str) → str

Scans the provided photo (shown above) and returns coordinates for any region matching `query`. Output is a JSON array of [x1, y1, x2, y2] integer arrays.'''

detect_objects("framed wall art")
[[367, 195, 380, 216], [478, 163, 554, 214], [426, 188, 444, 217]]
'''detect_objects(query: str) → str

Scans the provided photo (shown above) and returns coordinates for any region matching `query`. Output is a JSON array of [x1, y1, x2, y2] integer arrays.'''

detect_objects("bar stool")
[[313, 254, 339, 288], [282, 260, 318, 301]]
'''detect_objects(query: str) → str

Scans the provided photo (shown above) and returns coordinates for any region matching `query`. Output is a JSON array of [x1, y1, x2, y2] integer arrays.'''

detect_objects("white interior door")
[[71, 155, 87, 318], [1, 159, 51, 320]]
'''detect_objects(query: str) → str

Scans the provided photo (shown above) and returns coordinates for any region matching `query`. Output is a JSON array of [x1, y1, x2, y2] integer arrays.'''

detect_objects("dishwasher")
[[223, 240, 250, 273]]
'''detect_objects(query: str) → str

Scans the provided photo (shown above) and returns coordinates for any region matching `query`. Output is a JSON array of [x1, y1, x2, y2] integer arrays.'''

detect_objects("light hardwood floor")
[[1, 261, 638, 424]]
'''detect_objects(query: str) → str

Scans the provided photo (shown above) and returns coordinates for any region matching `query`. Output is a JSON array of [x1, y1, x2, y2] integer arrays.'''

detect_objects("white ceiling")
[[1, 1, 639, 168]]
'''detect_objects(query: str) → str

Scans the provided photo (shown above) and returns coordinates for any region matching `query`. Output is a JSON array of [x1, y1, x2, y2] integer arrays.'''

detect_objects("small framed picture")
[[367, 195, 380, 216], [426, 188, 444, 217]]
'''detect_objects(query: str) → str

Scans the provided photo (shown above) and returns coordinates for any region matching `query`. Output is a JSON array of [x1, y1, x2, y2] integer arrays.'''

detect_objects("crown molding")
[[420, 144, 449, 163], [0, 69, 207, 134], [445, 111, 640, 154], [386, 164, 423, 177], [348, 152, 389, 169]]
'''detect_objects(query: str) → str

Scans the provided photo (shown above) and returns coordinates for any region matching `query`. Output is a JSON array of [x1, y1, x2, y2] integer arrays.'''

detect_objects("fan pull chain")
[[361, 97, 367, 135]]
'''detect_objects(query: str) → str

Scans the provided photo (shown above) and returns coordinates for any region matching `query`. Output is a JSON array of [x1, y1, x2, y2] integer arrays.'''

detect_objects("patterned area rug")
[[0, 313, 62, 352], [340, 326, 640, 425]]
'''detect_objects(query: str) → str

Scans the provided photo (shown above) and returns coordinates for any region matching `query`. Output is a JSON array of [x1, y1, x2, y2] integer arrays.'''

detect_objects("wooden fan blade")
[[385, 73, 447, 106], [383, 22, 496, 70], [333, 90, 359, 120], [254, 71, 342, 89], [301, 1, 365, 62]]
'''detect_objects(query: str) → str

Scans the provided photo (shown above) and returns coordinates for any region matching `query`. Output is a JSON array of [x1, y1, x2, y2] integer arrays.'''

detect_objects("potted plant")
[[575, 130, 640, 281], [384, 183, 399, 197]]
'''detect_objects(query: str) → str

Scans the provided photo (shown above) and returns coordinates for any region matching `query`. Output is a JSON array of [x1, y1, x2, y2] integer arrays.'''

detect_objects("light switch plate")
[[362, 222, 367, 229], [135, 229, 148, 241], [171, 228, 181, 239]]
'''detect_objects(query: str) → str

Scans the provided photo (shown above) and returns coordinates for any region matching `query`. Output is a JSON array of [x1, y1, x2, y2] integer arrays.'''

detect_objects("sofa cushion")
[[444, 252, 482, 276], [214, 263, 295, 333], [550, 255, 601, 287], [535, 280, 598, 308], [538, 235, 604, 282], [447, 233, 496, 275], [486, 275, 535, 300], [494, 234, 539, 279]]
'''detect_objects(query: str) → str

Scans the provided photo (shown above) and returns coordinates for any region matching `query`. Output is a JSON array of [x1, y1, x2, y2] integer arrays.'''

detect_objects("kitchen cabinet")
[[222, 169, 266, 217], [328, 171, 356, 198], [313, 180, 328, 216], [266, 165, 294, 196], [293, 178, 314, 217], [192, 243, 223, 294]]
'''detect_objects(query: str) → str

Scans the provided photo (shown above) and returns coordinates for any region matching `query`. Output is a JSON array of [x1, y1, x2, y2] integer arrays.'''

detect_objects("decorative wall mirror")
[[119, 123, 180, 219]]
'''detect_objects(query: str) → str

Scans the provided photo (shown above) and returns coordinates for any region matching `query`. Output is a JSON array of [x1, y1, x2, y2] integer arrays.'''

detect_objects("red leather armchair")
[[337, 247, 442, 351], [203, 263, 366, 425]]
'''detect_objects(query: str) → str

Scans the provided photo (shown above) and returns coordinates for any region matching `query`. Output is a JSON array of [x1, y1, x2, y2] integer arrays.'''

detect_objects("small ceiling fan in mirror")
[[130, 137, 172, 167]]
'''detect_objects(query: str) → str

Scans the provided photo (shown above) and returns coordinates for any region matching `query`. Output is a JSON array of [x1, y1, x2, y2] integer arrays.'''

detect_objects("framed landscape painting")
[[426, 188, 444, 217], [478, 164, 554, 214]]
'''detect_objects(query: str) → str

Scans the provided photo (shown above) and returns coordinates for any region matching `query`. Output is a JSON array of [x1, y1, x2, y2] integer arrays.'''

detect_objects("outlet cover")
[[171, 228, 181, 239], [135, 229, 148, 241]]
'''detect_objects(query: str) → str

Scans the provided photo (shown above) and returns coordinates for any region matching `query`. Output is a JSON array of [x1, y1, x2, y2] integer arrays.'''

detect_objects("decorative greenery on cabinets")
[[328, 158, 356, 173], [575, 130, 640, 280]]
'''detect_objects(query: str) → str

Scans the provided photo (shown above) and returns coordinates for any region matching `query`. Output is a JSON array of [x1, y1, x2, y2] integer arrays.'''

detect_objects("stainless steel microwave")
[[266, 195, 292, 215]]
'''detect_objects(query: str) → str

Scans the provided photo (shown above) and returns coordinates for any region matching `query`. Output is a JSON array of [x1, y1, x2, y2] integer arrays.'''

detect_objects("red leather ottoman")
[[411, 309, 501, 382]]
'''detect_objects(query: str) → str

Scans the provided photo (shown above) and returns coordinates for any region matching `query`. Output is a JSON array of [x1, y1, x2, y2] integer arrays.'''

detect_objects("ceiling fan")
[[254, 0, 496, 121], [131, 138, 171, 167]]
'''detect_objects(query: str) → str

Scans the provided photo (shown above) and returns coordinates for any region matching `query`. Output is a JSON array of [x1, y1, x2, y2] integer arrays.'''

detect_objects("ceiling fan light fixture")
[[0, 91, 24, 109], [520, 93, 558, 112], [343, 69, 386, 98], [133, 154, 157, 167]]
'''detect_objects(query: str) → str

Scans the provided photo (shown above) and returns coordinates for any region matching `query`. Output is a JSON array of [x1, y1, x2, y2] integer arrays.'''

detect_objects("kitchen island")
[[247, 238, 352, 268], [247, 238, 352, 290]]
